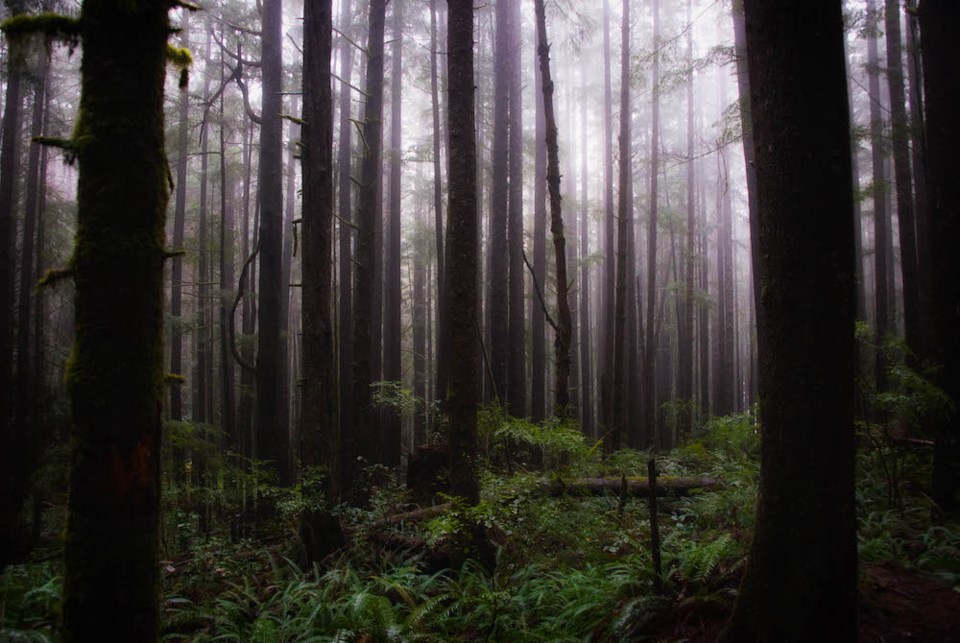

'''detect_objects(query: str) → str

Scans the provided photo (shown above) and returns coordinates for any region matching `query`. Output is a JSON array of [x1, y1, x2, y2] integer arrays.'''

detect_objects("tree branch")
[[522, 248, 559, 332], [230, 244, 259, 374]]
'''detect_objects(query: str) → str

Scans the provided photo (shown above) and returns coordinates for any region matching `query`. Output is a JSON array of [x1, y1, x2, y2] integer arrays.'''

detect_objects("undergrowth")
[[2, 396, 958, 641]]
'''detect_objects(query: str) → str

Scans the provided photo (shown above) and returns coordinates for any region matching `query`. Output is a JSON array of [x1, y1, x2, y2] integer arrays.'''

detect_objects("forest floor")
[[2, 411, 959, 641], [643, 561, 960, 641]]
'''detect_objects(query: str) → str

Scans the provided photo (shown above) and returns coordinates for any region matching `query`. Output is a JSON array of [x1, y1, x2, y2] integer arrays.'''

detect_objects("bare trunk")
[[336, 0, 355, 481], [643, 0, 660, 447], [507, 0, 525, 417], [534, 0, 571, 416], [866, 0, 890, 392], [725, 3, 857, 638], [353, 0, 387, 469], [383, 0, 403, 465], [445, 0, 480, 506]]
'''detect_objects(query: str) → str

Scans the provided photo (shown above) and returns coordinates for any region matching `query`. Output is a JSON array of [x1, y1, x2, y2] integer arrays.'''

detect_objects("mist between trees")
[[0, 0, 957, 640]]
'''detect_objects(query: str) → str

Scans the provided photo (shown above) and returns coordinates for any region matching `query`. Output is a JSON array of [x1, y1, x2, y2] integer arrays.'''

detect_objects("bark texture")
[[61, 1, 172, 638], [445, 0, 480, 506], [299, 0, 343, 561], [534, 0, 571, 416], [725, 2, 858, 639]]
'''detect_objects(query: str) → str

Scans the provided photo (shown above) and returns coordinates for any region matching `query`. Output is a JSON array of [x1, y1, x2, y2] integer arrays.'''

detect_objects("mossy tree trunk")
[[724, 2, 857, 639], [169, 10, 189, 429], [534, 0, 571, 417], [61, 0, 173, 638]]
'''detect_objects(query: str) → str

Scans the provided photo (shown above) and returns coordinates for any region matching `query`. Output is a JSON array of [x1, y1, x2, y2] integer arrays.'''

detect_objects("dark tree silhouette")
[[866, 0, 890, 392], [353, 0, 386, 470], [56, 0, 173, 637], [885, 0, 920, 364], [336, 0, 355, 478], [0, 0, 29, 567], [920, 0, 960, 513], [256, 0, 290, 485], [299, 0, 343, 561], [725, 2, 857, 639], [445, 0, 479, 506], [486, 0, 509, 406]]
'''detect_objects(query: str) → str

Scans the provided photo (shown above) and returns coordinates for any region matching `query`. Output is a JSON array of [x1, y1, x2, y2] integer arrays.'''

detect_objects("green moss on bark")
[[60, 0, 172, 640]]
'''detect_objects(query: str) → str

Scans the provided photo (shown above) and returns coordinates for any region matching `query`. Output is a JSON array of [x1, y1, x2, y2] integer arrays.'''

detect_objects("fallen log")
[[369, 503, 451, 530], [548, 476, 720, 498]]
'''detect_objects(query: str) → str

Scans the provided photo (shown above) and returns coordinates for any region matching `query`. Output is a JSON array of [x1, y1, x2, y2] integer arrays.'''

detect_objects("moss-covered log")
[[548, 476, 720, 498], [60, 0, 173, 640]]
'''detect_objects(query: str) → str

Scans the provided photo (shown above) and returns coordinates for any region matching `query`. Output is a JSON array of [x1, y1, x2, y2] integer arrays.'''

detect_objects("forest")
[[0, 0, 958, 640]]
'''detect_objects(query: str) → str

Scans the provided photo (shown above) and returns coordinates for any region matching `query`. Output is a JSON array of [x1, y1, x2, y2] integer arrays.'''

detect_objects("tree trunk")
[[382, 0, 403, 466], [1, 43, 47, 566], [255, 0, 289, 486], [169, 11, 190, 426], [866, 0, 890, 392], [238, 118, 256, 457], [278, 95, 299, 464], [430, 0, 447, 406], [531, 33, 547, 422], [643, 0, 661, 447], [507, 0, 525, 417], [579, 61, 593, 437], [724, 2, 857, 639], [336, 0, 355, 484], [731, 0, 761, 317], [904, 0, 930, 360], [412, 201, 427, 445], [196, 28, 213, 434], [534, 0, 571, 416], [61, 1, 171, 638], [486, 0, 509, 407], [353, 0, 387, 470], [698, 157, 710, 419], [677, 0, 695, 442], [600, 0, 615, 440], [445, 0, 480, 506], [884, 0, 920, 364], [218, 60, 236, 454], [919, 0, 960, 513], [609, 0, 631, 451], [0, 15, 24, 544], [299, 0, 343, 562], [715, 143, 736, 417]]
